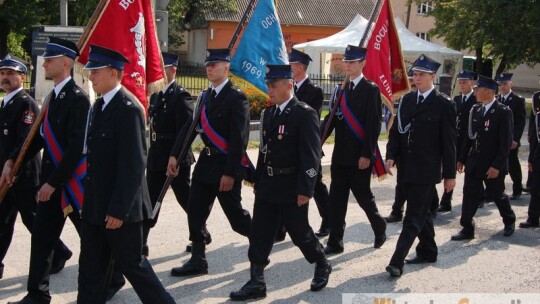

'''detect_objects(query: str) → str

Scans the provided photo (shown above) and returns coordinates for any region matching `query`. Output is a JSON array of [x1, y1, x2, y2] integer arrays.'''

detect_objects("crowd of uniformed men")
[[0, 36, 538, 303]]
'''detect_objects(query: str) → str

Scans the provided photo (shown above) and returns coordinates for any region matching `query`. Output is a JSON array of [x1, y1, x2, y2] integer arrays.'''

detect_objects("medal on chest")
[[278, 125, 285, 140], [484, 119, 490, 131]]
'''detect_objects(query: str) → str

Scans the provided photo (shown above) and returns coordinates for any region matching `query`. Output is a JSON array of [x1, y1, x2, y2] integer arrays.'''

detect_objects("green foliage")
[[167, 0, 237, 48], [247, 93, 271, 120], [429, 0, 540, 75]]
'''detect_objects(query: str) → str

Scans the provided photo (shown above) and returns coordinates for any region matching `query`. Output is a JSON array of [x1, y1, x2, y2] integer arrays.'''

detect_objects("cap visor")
[[83, 61, 109, 70]]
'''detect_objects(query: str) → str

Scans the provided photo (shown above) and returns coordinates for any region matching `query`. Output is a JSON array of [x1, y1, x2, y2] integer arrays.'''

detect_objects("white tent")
[[294, 15, 463, 80]]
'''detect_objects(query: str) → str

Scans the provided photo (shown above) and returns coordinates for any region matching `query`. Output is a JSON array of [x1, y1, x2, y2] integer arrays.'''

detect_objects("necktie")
[[272, 106, 281, 123], [210, 89, 217, 101], [94, 98, 104, 120], [500, 96, 505, 104], [349, 82, 354, 91], [0, 99, 4, 109], [294, 84, 298, 95], [482, 105, 487, 116], [418, 94, 424, 104], [462, 95, 466, 104]]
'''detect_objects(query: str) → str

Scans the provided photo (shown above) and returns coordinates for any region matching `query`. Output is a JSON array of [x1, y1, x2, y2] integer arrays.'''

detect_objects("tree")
[[428, 0, 540, 76]]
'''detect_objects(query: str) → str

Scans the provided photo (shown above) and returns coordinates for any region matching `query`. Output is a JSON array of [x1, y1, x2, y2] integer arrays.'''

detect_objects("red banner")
[[77, 0, 165, 110], [363, 0, 410, 130]]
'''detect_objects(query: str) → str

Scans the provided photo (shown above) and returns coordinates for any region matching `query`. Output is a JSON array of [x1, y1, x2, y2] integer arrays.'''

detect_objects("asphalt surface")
[[1, 141, 539, 304]]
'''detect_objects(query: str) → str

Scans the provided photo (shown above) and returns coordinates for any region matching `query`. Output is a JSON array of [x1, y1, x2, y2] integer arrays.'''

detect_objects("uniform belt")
[[266, 166, 296, 176], [151, 133, 175, 142], [203, 146, 223, 156]]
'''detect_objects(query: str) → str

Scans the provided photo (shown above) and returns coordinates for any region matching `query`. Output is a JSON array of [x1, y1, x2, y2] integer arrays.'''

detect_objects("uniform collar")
[[211, 78, 229, 97], [162, 80, 175, 94], [463, 91, 473, 100], [502, 90, 512, 100], [484, 98, 496, 112], [2, 87, 24, 105], [54, 76, 72, 97], [350, 74, 364, 88], [294, 75, 309, 89], [276, 95, 294, 113], [102, 84, 122, 109], [418, 85, 435, 100]]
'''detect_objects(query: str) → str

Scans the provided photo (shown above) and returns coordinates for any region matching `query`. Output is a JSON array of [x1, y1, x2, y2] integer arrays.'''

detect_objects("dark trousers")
[[508, 148, 523, 194], [528, 170, 540, 221], [26, 197, 123, 303], [144, 169, 191, 248], [460, 174, 516, 234], [248, 198, 324, 265], [276, 165, 330, 236], [187, 179, 251, 243], [0, 187, 37, 267], [77, 221, 175, 304], [145, 168, 190, 226], [327, 164, 386, 248], [389, 183, 437, 269]]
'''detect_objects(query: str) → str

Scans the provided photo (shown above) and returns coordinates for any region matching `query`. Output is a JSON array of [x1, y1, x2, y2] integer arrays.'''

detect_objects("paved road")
[[2, 141, 539, 303]]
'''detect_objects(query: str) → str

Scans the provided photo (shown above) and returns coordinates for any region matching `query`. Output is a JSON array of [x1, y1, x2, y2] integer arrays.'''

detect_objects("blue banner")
[[230, 0, 288, 96]]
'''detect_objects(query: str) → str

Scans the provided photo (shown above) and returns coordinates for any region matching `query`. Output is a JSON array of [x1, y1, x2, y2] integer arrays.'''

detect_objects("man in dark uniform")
[[520, 88, 540, 228], [385, 54, 456, 277], [496, 73, 526, 199], [167, 49, 252, 276], [437, 70, 478, 212], [3, 38, 125, 304], [451, 75, 516, 240], [229, 64, 331, 301], [321, 45, 387, 255], [77, 45, 175, 304], [289, 48, 330, 237], [0, 55, 70, 280], [144, 52, 208, 255]]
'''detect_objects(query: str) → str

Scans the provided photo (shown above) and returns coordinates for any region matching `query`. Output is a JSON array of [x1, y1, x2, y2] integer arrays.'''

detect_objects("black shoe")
[[478, 201, 485, 208], [519, 219, 540, 228], [50, 249, 73, 275], [0, 264, 3, 279], [385, 265, 402, 277], [310, 259, 331, 291], [172, 243, 208, 276], [374, 234, 386, 249], [315, 226, 330, 238], [142, 245, 149, 257], [523, 187, 531, 193], [510, 193, 522, 200], [384, 213, 402, 223], [451, 231, 474, 241], [323, 244, 344, 255], [106, 282, 125, 301], [437, 204, 451, 212], [430, 210, 438, 219], [503, 223, 515, 236], [7, 295, 49, 304], [405, 256, 436, 264], [230, 280, 267, 301]]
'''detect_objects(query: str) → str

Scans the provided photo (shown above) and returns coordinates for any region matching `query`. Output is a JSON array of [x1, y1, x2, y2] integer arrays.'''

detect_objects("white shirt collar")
[[418, 85, 435, 100], [102, 85, 122, 109], [162, 80, 175, 94], [502, 90, 512, 100], [463, 91, 473, 100], [484, 98, 496, 112], [350, 74, 364, 88], [294, 76, 309, 89], [54, 76, 72, 97], [2, 87, 24, 105], [276, 95, 294, 113], [211, 78, 229, 97]]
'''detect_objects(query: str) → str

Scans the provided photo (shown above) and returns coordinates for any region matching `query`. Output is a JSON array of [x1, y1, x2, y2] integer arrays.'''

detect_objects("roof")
[[204, 0, 376, 27]]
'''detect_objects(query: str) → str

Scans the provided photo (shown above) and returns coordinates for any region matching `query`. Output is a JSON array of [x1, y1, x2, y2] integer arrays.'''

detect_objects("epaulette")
[[438, 91, 452, 101], [231, 85, 243, 93], [295, 101, 311, 110], [365, 79, 378, 87]]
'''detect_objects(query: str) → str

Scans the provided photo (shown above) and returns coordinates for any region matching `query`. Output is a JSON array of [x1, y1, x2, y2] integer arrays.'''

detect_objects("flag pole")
[[151, 0, 259, 218], [320, 0, 384, 145]]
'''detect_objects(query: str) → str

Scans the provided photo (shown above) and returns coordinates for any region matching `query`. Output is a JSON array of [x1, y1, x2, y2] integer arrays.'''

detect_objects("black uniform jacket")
[[321, 78, 382, 166], [499, 92, 526, 145], [386, 89, 457, 184], [147, 81, 194, 171], [254, 97, 321, 201], [171, 80, 250, 184], [455, 92, 477, 148], [0, 89, 41, 190], [459, 101, 513, 179], [529, 91, 540, 169], [295, 78, 324, 116], [83, 88, 152, 225], [11, 79, 89, 192]]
